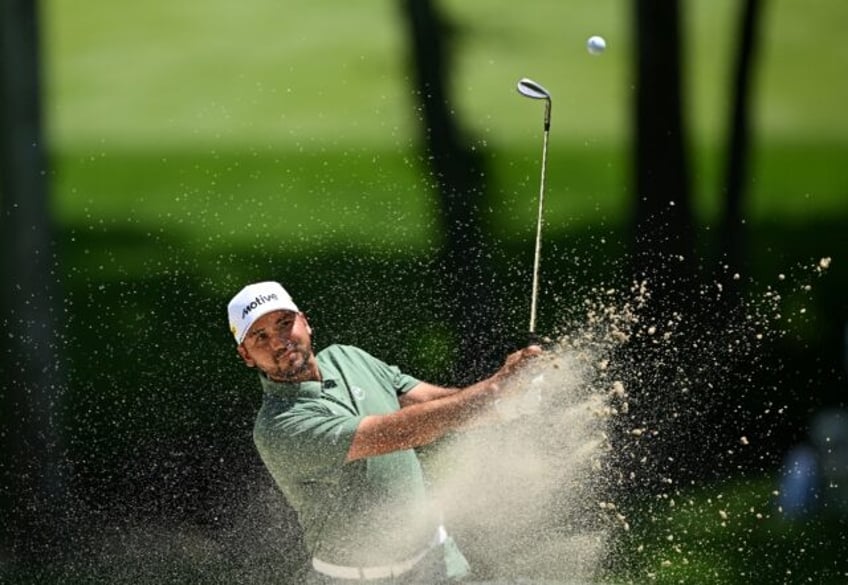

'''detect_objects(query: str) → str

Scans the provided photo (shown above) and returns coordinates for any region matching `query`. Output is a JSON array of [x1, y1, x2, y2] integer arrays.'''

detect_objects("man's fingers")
[[502, 345, 543, 374], [516, 345, 542, 363]]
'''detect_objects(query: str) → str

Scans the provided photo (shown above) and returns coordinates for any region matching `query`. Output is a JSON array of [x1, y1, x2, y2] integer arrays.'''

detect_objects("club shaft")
[[529, 125, 549, 335]]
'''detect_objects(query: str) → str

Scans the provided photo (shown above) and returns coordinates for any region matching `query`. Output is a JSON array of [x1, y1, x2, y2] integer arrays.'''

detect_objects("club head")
[[517, 78, 551, 101], [517, 78, 552, 131]]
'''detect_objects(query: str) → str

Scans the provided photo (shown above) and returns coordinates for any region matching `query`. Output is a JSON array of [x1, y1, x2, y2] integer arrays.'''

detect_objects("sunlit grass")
[[43, 0, 848, 150], [52, 142, 846, 263], [43, 0, 848, 275]]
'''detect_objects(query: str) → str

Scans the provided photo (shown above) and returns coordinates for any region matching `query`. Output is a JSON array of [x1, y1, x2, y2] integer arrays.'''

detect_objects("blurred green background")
[[5, 0, 848, 582]]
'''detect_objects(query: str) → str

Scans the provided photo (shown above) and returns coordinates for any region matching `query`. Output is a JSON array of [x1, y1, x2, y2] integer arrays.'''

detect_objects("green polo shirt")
[[253, 344, 467, 574]]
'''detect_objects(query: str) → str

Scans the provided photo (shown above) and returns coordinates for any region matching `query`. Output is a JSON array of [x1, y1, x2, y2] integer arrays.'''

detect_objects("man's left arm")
[[398, 382, 461, 407]]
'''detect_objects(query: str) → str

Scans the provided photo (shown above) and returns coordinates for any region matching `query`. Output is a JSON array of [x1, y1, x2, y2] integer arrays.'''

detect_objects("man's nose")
[[268, 331, 289, 350]]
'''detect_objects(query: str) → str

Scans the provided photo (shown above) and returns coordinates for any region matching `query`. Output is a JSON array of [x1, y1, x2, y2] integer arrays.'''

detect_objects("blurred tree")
[[616, 0, 700, 492], [631, 0, 695, 302], [631, 0, 766, 316], [399, 0, 508, 384], [623, 0, 770, 487], [0, 0, 66, 560], [719, 0, 765, 291]]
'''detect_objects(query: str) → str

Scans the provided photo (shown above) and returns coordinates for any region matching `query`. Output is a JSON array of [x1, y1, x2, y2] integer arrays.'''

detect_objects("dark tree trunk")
[[399, 0, 505, 383], [620, 0, 770, 489], [0, 0, 66, 559], [618, 0, 704, 489], [719, 0, 764, 286], [632, 0, 695, 309]]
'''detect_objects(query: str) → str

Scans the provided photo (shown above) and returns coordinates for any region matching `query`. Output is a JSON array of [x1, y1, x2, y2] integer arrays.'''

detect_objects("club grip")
[[527, 331, 545, 347]]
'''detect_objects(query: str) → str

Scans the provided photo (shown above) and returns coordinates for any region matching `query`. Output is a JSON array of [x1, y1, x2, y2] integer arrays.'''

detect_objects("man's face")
[[237, 310, 316, 383]]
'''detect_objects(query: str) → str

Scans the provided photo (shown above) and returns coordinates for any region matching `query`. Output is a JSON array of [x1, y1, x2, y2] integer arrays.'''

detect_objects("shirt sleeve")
[[254, 401, 362, 481], [389, 365, 420, 395], [348, 345, 420, 395]]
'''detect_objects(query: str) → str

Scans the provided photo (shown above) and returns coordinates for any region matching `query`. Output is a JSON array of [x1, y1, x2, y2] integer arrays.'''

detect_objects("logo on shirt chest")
[[350, 386, 366, 401]]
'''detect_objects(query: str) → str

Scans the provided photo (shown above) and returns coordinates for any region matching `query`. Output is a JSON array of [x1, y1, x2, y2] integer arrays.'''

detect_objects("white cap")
[[227, 281, 299, 344]]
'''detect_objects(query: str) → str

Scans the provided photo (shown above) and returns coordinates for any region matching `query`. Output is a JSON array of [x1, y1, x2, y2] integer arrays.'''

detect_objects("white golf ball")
[[587, 35, 606, 55]]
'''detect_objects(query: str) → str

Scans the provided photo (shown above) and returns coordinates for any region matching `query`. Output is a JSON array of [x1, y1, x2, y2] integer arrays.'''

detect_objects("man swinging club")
[[227, 281, 542, 583]]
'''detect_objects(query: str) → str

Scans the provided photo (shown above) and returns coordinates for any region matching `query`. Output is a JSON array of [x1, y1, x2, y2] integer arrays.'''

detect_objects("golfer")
[[228, 281, 541, 583]]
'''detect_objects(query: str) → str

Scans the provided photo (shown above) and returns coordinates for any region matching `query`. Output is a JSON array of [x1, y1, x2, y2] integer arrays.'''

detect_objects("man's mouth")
[[276, 346, 301, 364]]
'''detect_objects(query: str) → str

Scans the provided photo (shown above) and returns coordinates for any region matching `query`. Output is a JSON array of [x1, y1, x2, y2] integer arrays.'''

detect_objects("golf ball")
[[587, 35, 606, 55]]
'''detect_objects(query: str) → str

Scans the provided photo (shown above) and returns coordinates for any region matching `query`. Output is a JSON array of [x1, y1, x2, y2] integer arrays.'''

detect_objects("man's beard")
[[268, 344, 312, 382]]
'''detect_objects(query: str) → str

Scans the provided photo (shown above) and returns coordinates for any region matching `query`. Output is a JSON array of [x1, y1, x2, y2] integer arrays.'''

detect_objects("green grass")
[[51, 148, 439, 253], [42, 0, 848, 271], [43, 0, 848, 150], [608, 476, 848, 584], [39, 0, 848, 454], [51, 141, 846, 273]]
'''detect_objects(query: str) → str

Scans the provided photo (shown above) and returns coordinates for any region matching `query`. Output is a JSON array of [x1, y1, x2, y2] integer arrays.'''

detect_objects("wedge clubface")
[[516, 77, 552, 340]]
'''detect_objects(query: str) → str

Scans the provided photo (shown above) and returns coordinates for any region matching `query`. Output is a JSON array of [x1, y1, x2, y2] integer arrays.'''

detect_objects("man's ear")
[[237, 344, 255, 368]]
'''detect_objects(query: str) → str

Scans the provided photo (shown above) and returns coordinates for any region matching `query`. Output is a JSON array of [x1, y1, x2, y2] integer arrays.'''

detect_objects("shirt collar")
[[258, 370, 339, 399]]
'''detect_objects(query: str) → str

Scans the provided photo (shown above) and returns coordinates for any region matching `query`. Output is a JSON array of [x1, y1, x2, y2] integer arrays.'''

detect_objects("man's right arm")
[[397, 382, 461, 407], [345, 345, 541, 461]]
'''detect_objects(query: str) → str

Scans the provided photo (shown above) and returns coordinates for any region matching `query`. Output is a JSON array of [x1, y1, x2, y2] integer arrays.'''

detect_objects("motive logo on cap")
[[227, 281, 299, 344], [241, 292, 279, 319]]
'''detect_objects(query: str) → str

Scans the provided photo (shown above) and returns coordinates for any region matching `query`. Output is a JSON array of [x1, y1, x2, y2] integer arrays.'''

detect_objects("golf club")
[[516, 77, 552, 343]]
